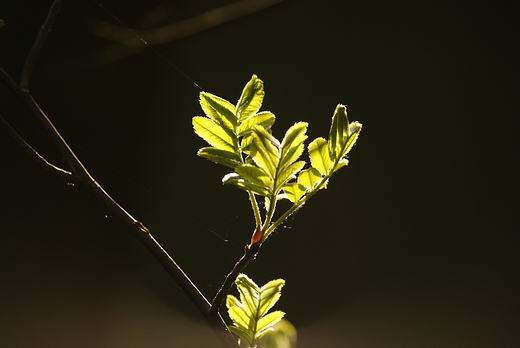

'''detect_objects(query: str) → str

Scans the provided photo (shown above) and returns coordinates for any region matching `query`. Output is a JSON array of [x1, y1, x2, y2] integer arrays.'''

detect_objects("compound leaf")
[[227, 274, 286, 348]]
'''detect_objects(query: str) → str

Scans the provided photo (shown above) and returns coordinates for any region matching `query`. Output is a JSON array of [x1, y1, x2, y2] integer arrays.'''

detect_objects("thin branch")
[[210, 239, 260, 318], [92, 0, 285, 64], [1, 65, 239, 347], [20, 0, 64, 90], [0, 114, 73, 181]]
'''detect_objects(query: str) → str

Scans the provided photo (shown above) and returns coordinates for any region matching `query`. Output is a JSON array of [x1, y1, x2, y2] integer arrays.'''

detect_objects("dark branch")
[[20, 0, 64, 90], [210, 241, 260, 318], [0, 114, 73, 181]]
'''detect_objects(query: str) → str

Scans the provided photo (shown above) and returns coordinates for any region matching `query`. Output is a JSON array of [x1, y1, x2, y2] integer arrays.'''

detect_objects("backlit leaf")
[[282, 183, 307, 203], [199, 92, 237, 131], [298, 167, 323, 189], [275, 161, 305, 191], [328, 104, 349, 160], [193, 116, 237, 152], [308, 137, 333, 175], [222, 173, 270, 196], [227, 274, 286, 347], [238, 111, 276, 136], [197, 147, 242, 168], [235, 164, 272, 189], [237, 74, 264, 121]]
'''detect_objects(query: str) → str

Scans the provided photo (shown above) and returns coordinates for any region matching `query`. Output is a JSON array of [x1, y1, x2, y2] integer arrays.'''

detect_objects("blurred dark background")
[[1, 0, 518, 347]]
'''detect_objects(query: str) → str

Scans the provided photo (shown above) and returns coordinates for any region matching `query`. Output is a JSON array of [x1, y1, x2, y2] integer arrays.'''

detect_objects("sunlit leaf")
[[308, 137, 333, 175], [279, 122, 308, 171], [297, 167, 323, 189], [197, 147, 242, 168], [282, 183, 307, 203], [193, 116, 237, 152], [237, 74, 264, 121], [238, 111, 276, 136], [257, 278, 285, 317], [249, 126, 280, 178], [222, 173, 270, 196], [328, 104, 349, 160], [275, 161, 305, 190], [235, 164, 273, 190], [280, 122, 308, 150], [256, 311, 285, 337], [227, 274, 286, 347], [199, 92, 238, 131]]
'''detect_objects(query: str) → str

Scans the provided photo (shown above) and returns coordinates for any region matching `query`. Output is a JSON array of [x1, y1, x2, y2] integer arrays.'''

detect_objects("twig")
[[92, 0, 285, 64], [2, 1, 240, 344], [0, 114, 72, 182], [210, 240, 261, 318], [1, 65, 239, 348], [20, 0, 64, 90]]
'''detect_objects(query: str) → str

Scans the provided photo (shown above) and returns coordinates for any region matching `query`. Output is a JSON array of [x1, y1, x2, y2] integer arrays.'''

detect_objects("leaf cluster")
[[193, 75, 362, 241], [226, 274, 285, 347]]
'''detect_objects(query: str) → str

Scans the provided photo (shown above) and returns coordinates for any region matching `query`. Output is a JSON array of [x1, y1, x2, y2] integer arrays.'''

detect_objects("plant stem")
[[209, 242, 259, 318], [247, 191, 262, 227], [20, 0, 64, 90]]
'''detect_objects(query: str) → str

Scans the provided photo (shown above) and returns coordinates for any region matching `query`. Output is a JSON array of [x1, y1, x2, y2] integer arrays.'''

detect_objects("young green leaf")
[[238, 111, 276, 136], [279, 122, 308, 172], [223, 173, 270, 196], [297, 167, 323, 190], [237, 74, 265, 121], [197, 147, 242, 168], [227, 274, 286, 348], [193, 116, 238, 152], [249, 126, 280, 178], [308, 137, 333, 175], [282, 183, 307, 203], [199, 92, 238, 131], [328, 104, 349, 160], [235, 164, 273, 190]]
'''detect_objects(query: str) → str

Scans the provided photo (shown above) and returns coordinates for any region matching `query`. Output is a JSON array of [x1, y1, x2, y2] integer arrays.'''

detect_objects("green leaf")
[[199, 92, 238, 131], [257, 278, 285, 317], [249, 126, 280, 178], [328, 104, 349, 160], [197, 147, 242, 168], [238, 111, 276, 136], [275, 160, 305, 191], [279, 122, 308, 171], [222, 173, 270, 196], [298, 167, 323, 189], [237, 74, 265, 121], [256, 311, 285, 337], [282, 183, 307, 203], [227, 274, 286, 347], [308, 137, 333, 175], [0, 19, 4, 28], [193, 116, 237, 152], [235, 164, 273, 189]]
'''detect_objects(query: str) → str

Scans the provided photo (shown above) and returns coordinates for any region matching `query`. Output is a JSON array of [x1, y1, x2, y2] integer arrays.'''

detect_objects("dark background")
[[1, 0, 518, 347]]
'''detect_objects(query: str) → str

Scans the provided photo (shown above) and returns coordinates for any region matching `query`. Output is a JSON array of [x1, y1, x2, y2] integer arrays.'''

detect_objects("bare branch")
[[92, 0, 285, 64], [210, 240, 260, 318], [0, 114, 73, 182], [20, 0, 64, 90], [1, 65, 240, 347]]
